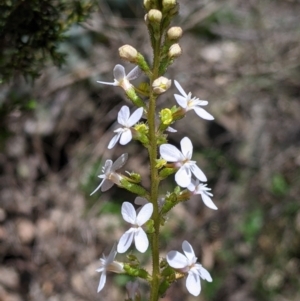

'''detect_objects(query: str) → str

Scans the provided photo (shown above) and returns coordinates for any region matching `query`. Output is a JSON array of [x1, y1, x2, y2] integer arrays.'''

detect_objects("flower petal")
[[106, 243, 117, 263], [134, 197, 148, 206], [134, 228, 149, 253], [112, 153, 128, 171], [118, 106, 130, 125], [127, 66, 142, 81], [97, 80, 116, 86], [136, 203, 153, 226], [120, 129, 132, 145], [199, 266, 213, 282], [193, 107, 214, 120], [121, 202, 136, 224], [160, 144, 185, 162], [190, 164, 207, 182], [101, 179, 114, 192], [174, 80, 188, 97], [175, 166, 191, 187], [186, 271, 201, 296], [182, 241, 196, 264], [117, 228, 134, 253], [201, 193, 218, 210], [103, 159, 113, 174], [113, 64, 126, 82], [180, 137, 193, 159], [127, 107, 143, 126], [90, 178, 105, 195], [97, 271, 106, 292], [166, 250, 188, 269], [174, 94, 188, 108], [108, 132, 122, 149]]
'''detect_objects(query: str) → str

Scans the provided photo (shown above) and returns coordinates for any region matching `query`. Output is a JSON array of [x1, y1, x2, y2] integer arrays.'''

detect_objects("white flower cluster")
[[92, 64, 216, 296]]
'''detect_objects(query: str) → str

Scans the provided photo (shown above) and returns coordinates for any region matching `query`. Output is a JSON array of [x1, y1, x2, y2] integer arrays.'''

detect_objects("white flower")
[[96, 244, 124, 293], [166, 240, 212, 296], [174, 80, 214, 120], [159, 136, 207, 188], [117, 202, 153, 253], [188, 179, 217, 210], [97, 64, 141, 91], [108, 106, 143, 149], [90, 153, 128, 195]]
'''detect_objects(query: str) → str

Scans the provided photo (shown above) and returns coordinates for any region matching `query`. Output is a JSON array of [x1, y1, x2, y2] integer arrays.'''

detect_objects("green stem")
[[148, 34, 162, 301]]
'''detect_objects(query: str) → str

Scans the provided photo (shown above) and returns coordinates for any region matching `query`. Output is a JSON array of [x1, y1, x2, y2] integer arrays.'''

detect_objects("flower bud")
[[167, 27, 183, 40], [119, 45, 138, 63], [168, 43, 182, 58], [147, 9, 162, 24], [163, 0, 177, 11], [143, 0, 152, 10], [152, 76, 171, 94], [160, 108, 173, 125]]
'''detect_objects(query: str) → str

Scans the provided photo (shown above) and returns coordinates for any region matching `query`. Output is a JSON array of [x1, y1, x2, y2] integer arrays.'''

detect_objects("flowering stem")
[[148, 32, 163, 301]]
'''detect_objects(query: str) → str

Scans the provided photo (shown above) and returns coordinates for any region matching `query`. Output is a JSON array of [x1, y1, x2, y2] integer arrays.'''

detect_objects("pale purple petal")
[[166, 126, 177, 133], [190, 164, 207, 182], [90, 178, 105, 195], [127, 66, 142, 81], [191, 99, 208, 106], [97, 80, 117, 86], [180, 137, 193, 159], [187, 181, 196, 192], [160, 144, 185, 162], [108, 132, 122, 149], [134, 228, 149, 253], [120, 130, 132, 145], [193, 107, 214, 120], [201, 193, 218, 210], [166, 251, 188, 269], [199, 266, 213, 282], [182, 241, 196, 264], [174, 94, 188, 108], [136, 203, 153, 226], [121, 202, 136, 224], [103, 159, 113, 174], [113, 64, 126, 82], [111, 153, 128, 171], [175, 166, 191, 187], [127, 107, 143, 126], [106, 243, 117, 263], [101, 179, 114, 192], [117, 229, 135, 253], [174, 80, 188, 97], [134, 197, 148, 206], [186, 272, 201, 296], [118, 106, 130, 125], [97, 271, 107, 292]]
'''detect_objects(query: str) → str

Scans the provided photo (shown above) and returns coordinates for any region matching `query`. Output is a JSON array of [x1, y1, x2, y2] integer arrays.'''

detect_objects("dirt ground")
[[1, 0, 300, 301]]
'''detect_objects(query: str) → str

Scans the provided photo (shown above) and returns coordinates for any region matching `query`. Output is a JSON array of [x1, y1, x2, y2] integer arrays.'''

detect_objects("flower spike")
[[174, 80, 214, 120], [108, 106, 143, 149]]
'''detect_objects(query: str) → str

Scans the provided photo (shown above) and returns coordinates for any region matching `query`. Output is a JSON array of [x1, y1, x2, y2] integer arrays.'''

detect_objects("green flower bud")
[[159, 167, 176, 179], [163, 0, 177, 11], [155, 158, 167, 169], [126, 171, 142, 183], [160, 108, 173, 125]]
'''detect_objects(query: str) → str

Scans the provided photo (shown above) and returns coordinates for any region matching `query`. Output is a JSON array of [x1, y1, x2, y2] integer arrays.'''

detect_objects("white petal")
[[134, 228, 149, 253], [90, 178, 105, 195], [108, 132, 121, 149], [136, 203, 153, 226], [182, 241, 196, 264], [166, 251, 188, 269], [200, 266, 212, 282], [97, 80, 116, 86], [97, 271, 106, 292], [193, 107, 214, 120], [180, 137, 193, 159], [174, 94, 188, 108], [117, 229, 134, 253], [186, 272, 201, 296], [101, 179, 114, 192], [191, 99, 208, 106], [106, 243, 117, 263], [112, 153, 128, 171], [134, 197, 148, 206], [121, 202, 136, 224], [120, 130, 132, 145], [103, 159, 113, 174], [127, 107, 143, 126], [160, 144, 185, 162], [174, 80, 188, 97], [127, 66, 142, 81], [118, 106, 130, 125], [187, 181, 196, 192], [190, 164, 207, 182], [201, 193, 218, 210], [175, 166, 191, 188], [166, 126, 177, 133], [113, 64, 126, 82]]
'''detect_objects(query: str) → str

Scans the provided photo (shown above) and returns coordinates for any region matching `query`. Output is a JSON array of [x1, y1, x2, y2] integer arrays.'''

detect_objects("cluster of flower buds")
[[92, 0, 217, 299]]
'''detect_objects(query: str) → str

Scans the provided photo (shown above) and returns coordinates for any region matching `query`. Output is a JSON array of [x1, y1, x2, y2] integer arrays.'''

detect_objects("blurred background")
[[1, 0, 300, 300]]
